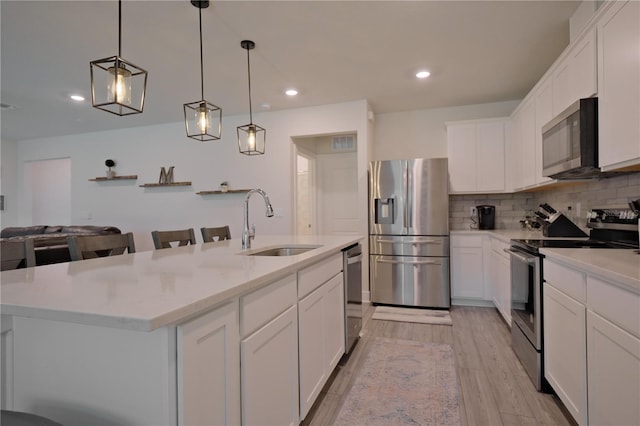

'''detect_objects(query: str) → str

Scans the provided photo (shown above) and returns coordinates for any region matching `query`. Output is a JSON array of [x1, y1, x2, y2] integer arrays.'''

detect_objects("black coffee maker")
[[477, 205, 496, 230]]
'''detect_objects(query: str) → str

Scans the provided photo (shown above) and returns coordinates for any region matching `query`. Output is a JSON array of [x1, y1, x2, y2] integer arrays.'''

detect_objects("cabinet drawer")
[[241, 274, 297, 338], [544, 260, 586, 303], [298, 254, 342, 299], [587, 276, 640, 338], [451, 235, 483, 248]]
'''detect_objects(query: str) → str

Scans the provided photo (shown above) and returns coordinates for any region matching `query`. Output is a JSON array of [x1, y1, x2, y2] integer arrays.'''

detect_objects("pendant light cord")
[[246, 46, 253, 123], [117, 0, 122, 58], [199, 7, 205, 100]]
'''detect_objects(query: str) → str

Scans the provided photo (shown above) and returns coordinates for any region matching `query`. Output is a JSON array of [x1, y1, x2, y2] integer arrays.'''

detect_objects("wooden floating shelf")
[[139, 182, 192, 187], [89, 175, 138, 181], [196, 189, 252, 195]]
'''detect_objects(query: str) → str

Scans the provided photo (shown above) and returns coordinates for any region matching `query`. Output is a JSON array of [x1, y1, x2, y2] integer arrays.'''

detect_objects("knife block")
[[542, 213, 588, 237]]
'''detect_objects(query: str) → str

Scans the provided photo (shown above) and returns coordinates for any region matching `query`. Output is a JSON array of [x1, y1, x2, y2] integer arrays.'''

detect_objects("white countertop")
[[452, 229, 639, 293], [0, 235, 362, 332], [540, 247, 640, 294]]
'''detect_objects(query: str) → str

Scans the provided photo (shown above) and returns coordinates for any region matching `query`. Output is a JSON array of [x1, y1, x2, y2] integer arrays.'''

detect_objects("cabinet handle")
[[377, 259, 442, 266], [376, 238, 442, 245]]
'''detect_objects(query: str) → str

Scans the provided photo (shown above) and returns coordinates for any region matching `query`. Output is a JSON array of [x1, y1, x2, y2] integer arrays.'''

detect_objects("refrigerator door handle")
[[375, 238, 442, 245], [406, 163, 413, 232], [403, 161, 409, 234], [376, 258, 443, 266]]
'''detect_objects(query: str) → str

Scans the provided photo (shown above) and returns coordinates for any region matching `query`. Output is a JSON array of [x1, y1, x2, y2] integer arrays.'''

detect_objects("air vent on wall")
[[332, 135, 355, 152]]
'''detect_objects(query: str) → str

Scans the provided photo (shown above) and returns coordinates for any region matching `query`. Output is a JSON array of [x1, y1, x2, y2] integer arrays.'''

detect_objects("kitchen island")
[[1, 235, 362, 425]]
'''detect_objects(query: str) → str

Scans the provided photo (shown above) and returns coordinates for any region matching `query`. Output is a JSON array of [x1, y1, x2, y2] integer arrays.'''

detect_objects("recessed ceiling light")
[[260, 103, 271, 109], [285, 89, 298, 96], [416, 70, 431, 79], [70, 95, 85, 101]]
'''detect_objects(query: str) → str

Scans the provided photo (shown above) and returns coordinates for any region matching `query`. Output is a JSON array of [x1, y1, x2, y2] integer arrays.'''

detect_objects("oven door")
[[506, 247, 541, 350]]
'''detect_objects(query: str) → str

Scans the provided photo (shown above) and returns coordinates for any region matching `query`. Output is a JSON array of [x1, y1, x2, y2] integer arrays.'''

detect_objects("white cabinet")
[[513, 98, 537, 189], [240, 275, 299, 426], [586, 310, 640, 426], [298, 273, 345, 419], [543, 283, 587, 425], [298, 254, 344, 420], [534, 78, 555, 186], [552, 28, 597, 114], [450, 234, 492, 306], [597, 0, 640, 171], [542, 255, 640, 426], [586, 275, 640, 426], [488, 237, 511, 325], [177, 301, 240, 426], [446, 119, 507, 194]]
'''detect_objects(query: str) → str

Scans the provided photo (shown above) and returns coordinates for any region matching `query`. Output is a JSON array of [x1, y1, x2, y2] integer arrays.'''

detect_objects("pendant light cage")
[[90, 0, 147, 116], [237, 123, 266, 155], [237, 39, 265, 155], [184, 100, 222, 141], [90, 56, 148, 115], [184, 0, 222, 141]]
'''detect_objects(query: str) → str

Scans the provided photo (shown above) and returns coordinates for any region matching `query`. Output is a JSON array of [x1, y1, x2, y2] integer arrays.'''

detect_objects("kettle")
[[476, 205, 496, 230]]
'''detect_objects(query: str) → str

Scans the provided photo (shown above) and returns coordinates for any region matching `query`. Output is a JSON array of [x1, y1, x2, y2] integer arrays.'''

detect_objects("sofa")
[[1, 225, 121, 265]]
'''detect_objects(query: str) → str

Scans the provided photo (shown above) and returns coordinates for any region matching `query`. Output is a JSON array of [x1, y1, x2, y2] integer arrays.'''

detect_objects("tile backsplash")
[[450, 172, 640, 231]]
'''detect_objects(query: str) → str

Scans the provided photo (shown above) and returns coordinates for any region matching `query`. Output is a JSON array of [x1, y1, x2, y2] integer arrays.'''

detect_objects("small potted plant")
[[105, 159, 116, 178], [220, 181, 229, 192]]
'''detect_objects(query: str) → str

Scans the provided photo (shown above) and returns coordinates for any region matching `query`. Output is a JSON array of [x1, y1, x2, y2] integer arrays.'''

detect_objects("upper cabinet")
[[597, 0, 640, 171], [446, 118, 508, 194], [552, 28, 598, 114]]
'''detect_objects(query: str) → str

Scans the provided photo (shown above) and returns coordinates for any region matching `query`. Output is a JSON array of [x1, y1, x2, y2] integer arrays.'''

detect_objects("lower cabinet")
[[177, 301, 240, 426], [586, 310, 640, 426], [241, 305, 299, 426], [489, 237, 511, 325], [543, 256, 640, 425], [298, 273, 345, 419], [543, 284, 587, 425], [451, 234, 493, 306]]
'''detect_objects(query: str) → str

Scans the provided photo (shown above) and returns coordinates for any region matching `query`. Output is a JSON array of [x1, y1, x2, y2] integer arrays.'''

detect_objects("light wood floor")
[[302, 305, 574, 426]]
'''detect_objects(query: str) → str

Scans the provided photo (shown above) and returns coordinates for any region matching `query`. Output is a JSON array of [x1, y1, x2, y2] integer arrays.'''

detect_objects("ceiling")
[[1, 0, 580, 143]]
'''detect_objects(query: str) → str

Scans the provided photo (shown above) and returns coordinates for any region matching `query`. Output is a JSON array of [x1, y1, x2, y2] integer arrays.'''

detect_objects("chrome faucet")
[[242, 188, 274, 249]]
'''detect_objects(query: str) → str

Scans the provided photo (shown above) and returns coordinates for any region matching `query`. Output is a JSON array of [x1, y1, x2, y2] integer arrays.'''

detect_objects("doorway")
[[24, 157, 71, 225], [295, 148, 316, 235], [293, 134, 358, 236]]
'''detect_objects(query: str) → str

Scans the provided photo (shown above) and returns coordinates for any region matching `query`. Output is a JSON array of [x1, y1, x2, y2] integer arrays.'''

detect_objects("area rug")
[[372, 306, 453, 326], [333, 337, 462, 426]]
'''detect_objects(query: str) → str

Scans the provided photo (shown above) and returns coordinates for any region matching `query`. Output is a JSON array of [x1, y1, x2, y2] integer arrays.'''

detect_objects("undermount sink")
[[245, 245, 321, 256]]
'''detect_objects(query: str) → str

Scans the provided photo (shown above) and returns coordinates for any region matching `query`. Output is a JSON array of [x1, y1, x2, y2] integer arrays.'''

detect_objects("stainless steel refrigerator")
[[369, 158, 450, 308]]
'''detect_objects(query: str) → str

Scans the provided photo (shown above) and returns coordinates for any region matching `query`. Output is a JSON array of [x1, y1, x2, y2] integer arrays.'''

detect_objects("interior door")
[[317, 152, 358, 235]]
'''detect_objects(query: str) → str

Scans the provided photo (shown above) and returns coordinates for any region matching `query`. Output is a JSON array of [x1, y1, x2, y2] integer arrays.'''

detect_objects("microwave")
[[542, 97, 598, 179]]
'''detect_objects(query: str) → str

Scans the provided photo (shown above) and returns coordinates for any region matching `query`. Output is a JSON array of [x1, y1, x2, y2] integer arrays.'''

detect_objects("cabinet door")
[[298, 285, 326, 419], [447, 123, 477, 192], [324, 273, 345, 372], [242, 305, 299, 426], [476, 121, 505, 191], [450, 247, 484, 300], [518, 100, 537, 189], [598, 0, 640, 170], [299, 273, 345, 420], [587, 310, 640, 426], [178, 301, 240, 426], [497, 252, 511, 325], [534, 78, 554, 185], [543, 284, 587, 425]]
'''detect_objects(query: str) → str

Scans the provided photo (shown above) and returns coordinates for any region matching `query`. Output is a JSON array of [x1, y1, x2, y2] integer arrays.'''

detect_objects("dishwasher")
[[342, 243, 363, 354]]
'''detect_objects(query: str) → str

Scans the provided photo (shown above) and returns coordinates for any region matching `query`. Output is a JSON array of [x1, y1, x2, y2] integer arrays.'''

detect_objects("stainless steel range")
[[507, 204, 639, 391]]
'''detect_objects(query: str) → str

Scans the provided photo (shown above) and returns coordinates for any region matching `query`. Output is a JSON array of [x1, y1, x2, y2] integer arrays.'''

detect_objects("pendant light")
[[90, 0, 148, 116], [183, 0, 222, 141], [237, 40, 266, 155]]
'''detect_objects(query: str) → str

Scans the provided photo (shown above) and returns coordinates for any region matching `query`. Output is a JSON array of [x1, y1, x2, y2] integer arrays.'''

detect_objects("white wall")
[[372, 100, 519, 161], [0, 138, 19, 227], [8, 100, 370, 251]]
